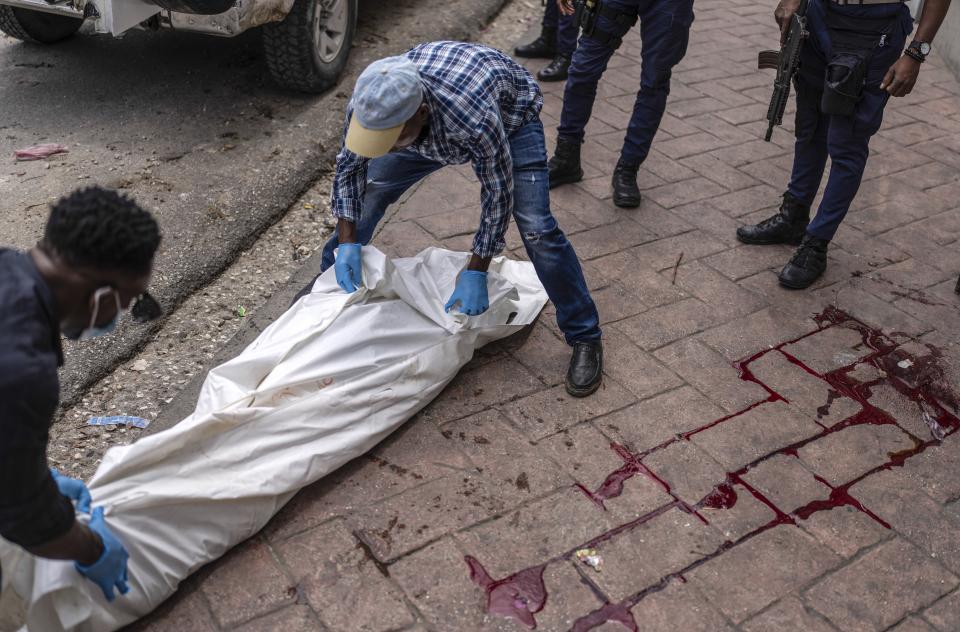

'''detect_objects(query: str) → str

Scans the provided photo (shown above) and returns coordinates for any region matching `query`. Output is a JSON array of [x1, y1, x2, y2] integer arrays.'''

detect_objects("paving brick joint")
[[131, 0, 960, 630], [457, 307, 960, 631]]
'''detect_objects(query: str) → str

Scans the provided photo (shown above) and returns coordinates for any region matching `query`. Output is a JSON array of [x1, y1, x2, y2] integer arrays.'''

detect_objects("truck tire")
[[0, 5, 82, 44], [262, 0, 357, 94]]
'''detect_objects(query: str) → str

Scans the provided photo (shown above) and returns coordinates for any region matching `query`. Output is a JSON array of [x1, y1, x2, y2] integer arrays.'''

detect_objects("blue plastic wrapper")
[[87, 415, 151, 429]]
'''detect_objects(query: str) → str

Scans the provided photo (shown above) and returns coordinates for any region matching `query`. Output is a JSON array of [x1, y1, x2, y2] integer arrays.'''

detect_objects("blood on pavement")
[[464, 307, 959, 630]]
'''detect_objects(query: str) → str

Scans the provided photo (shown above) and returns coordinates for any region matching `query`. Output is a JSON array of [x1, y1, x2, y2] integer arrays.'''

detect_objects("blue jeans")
[[787, 0, 913, 241], [558, 0, 694, 165], [543, 0, 579, 57], [319, 119, 602, 345]]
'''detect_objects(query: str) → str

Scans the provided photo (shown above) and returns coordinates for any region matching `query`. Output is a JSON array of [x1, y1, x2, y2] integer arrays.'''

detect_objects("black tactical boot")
[[566, 340, 603, 397], [736, 193, 810, 245], [548, 138, 583, 189], [515, 27, 557, 59], [611, 160, 642, 208], [537, 53, 571, 82], [778, 235, 829, 289]]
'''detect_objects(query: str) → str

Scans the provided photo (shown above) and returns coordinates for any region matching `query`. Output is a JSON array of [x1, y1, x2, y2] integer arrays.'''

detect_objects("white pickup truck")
[[0, 0, 356, 92]]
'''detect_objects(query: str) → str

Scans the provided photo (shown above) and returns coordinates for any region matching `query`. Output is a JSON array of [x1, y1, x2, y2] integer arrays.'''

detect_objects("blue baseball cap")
[[345, 55, 423, 158]]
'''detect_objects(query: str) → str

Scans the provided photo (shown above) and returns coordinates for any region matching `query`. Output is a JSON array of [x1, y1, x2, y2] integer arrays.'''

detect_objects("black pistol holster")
[[574, 0, 597, 35], [821, 7, 898, 116], [822, 52, 867, 116], [575, 0, 637, 50]]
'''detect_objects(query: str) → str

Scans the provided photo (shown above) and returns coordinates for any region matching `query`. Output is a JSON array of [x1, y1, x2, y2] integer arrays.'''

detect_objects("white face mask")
[[79, 287, 122, 341]]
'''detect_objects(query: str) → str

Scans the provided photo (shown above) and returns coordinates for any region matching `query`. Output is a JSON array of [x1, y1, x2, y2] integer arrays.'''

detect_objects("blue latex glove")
[[75, 507, 130, 602], [334, 243, 363, 293], [444, 270, 489, 316], [50, 468, 92, 514]]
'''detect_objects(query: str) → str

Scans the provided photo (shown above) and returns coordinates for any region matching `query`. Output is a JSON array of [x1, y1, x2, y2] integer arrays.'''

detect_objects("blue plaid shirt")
[[331, 41, 544, 258]]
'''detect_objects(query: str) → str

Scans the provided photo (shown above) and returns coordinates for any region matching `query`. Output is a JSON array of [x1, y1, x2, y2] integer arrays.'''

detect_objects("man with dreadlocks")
[[0, 186, 162, 602]]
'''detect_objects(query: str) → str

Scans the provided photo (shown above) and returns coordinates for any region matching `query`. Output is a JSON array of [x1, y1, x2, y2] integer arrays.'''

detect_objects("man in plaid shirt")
[[315, 41, 603, 396]]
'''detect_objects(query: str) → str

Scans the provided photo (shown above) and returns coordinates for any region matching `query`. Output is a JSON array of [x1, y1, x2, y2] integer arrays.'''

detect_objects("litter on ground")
[[14, 143, 69, 161], [575, 548, 603, 572], [86, 416, 151, 429]]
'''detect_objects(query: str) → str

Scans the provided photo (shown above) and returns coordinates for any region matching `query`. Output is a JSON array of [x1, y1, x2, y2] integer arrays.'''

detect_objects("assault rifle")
[[758, 0, 810, 142]]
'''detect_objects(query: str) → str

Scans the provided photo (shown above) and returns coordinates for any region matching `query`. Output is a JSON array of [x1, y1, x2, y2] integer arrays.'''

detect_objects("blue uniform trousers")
[[558, 0, 694, 166], [787, 0, 913, 241], [543, 0, 579, 57]]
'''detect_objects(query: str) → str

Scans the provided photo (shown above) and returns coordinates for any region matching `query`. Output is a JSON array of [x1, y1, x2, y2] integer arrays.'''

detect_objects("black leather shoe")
[[736, 193, 810, 245], [778, 235, 829, 289], [548, 137, 583, 189], [566, 340, 603, 397], [537, 54, 571, 82], [612, 160, 642, 208], [515, 28, 556, 59]]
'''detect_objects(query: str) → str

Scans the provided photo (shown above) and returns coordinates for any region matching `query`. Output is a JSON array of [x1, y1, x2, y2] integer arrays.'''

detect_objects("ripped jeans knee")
[[518, 218, 563, 249]]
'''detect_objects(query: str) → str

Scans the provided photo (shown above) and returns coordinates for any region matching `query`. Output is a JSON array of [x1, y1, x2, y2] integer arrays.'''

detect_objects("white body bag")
[[0, 247, 547, 632]]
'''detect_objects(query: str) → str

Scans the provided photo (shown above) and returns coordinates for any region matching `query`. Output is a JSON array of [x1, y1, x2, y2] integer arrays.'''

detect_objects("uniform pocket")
[[822, 52, 867, 117], [852, 84, 890, 138]]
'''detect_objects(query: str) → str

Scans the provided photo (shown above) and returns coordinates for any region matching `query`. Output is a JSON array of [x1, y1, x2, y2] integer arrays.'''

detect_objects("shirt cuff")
[[332, 199, 362, 223], [472, 236, 506, 260]]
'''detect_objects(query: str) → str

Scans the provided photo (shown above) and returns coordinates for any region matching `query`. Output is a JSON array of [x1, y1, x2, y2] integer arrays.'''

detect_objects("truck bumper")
[[0, 0, 291, 36], [167, 0, 293, 36]]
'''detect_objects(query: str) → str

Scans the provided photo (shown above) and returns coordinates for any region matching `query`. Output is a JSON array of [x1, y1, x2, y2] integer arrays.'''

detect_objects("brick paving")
[[132, 0, 960, 630]]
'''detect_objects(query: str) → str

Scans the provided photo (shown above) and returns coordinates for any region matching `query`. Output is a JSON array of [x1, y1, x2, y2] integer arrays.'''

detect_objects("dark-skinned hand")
[[880, 55, 922, 97], [775, 0, 802, 44]]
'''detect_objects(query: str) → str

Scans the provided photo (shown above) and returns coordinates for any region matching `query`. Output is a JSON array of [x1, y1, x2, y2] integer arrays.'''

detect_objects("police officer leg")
[[613, 0, 694, 208], [738, 76, 827, 246], [807, 114, 873, 243], [537, 10, 578, 82], [778, 116, 871, 290], [738, 2, 831, 247], [516, 0, 558, 58], [802, 1, 905, 246], [779, 7, 899, 291], [786, 80, 830, 212], [550, 0, 640, 188]]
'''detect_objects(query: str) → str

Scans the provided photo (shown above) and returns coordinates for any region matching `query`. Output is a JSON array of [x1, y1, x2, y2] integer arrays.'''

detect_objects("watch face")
[[920, 42, 931, 56]]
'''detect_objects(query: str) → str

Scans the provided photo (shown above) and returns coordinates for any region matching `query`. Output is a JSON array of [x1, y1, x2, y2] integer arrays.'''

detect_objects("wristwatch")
[[905, 40, 932, 63]]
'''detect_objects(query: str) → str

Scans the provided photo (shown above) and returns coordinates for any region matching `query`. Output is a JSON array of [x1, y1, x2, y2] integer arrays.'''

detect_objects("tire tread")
[[0, 5, 38, 42], [262, 0, 355, 93]]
